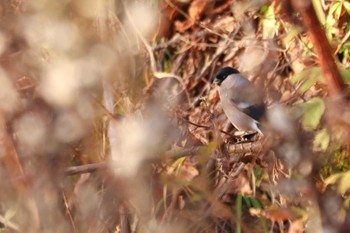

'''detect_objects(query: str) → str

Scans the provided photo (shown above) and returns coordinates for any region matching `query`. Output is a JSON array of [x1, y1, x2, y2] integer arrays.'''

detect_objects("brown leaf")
[[180, 160, 199, 181], [262, 207, 300, 221], [175, 0, 214, 32], [188, 0, 213, 20], [155, 0, 188, 38], [224, 171, 252, 196]]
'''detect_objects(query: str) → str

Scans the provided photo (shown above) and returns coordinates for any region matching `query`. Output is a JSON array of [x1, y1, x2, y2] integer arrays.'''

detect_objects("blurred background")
[[1, 0, 350, 232]]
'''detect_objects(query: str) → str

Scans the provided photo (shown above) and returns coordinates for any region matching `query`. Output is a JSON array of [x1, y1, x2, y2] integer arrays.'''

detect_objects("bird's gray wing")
[[230, 99, 265, 122], [221, 74, 265, 122]]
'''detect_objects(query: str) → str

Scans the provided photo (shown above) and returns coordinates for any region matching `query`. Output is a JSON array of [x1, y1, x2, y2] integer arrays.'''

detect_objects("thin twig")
[[62, 191, 77, 232], [63, 141, 263, 176], [184, 117, 237, 138], [334, 29, 350, 55], [64, 162, 108, 176]]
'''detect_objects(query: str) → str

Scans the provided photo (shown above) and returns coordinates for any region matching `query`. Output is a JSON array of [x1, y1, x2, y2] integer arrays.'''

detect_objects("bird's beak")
[[213, 78, 220, 85]]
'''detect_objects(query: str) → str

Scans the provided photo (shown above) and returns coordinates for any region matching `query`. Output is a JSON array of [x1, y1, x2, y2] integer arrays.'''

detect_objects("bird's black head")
[[213, 67, 240, 86]]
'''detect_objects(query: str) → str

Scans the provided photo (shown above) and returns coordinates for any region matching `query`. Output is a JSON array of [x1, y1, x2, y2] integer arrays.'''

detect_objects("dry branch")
[[63, 141, 263, 176], [64, 162, 109, 176], [291, 0, 346, 94]]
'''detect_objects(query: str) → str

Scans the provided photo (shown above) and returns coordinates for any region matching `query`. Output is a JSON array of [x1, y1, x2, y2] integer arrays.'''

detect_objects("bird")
[[213, 66, 266, 135]]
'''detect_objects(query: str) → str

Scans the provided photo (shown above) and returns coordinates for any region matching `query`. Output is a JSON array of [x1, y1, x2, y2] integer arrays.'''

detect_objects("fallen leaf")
[[175, 0, 214, 32], [262, 207, 300, 221]]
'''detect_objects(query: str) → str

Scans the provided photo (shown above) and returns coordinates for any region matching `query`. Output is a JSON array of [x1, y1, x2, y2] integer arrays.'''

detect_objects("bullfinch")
[[213, 67, 266, 135]]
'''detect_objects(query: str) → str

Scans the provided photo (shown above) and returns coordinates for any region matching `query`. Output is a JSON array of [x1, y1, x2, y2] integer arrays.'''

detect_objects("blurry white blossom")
[[110, 112, 169, 177], [39, 57, 100, 108], [239, 45, 268, 73], [125, 2, 157, 37], [23, 15, 80, 54], [39, 58, 81, 108], [109, 96, 177, 177], [14, 113, 48, 155], [54, 111, 86, 143], [74, 0, 108, 19], [268, 104, 302, 167], [268, 104, 295, 136]]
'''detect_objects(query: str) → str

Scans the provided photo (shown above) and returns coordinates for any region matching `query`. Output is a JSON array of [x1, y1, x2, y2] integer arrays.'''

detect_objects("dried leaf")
[[175, 0, 213, 32], [179, 161, 199, 181], [261, 207, 300, 221], [188, 0, 212, 20]]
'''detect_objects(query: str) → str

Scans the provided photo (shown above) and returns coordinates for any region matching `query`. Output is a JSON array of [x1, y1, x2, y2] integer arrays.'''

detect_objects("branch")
[[63, 142, 264, 176], [227, 141, 263, 154], [64, 162, 109, 176], [291, 0, 346, 94]]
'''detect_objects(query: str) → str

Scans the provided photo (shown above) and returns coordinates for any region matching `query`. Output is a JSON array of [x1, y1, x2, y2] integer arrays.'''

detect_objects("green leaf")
[[313, 129, 330, 151], [329, 2, 342, 20], [243, 196, 252, 208], [340, 67, 350, 83], [300, 97, 325, 130], [335, 2, 343, 20]]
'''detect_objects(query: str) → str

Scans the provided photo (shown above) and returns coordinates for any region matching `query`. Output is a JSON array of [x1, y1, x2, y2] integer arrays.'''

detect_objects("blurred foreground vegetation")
[[1, 0, 350, 232]]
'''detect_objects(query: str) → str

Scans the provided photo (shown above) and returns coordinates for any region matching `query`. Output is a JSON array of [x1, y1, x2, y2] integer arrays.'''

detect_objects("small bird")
[[213, 67, 266, 135]]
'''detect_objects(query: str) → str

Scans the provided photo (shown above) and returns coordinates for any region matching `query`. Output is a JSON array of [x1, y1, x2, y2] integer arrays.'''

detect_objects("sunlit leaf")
[[324, 173, 342, 186], [339, 171, 350, 194], [290, 67, 323, 93], [4, 207, 17, 222], [344, 1, 350, 13], [300, 97, 325, 130], [325, 13, 337, 39], [261, 5, 279, 39], [335, 2, 342, 20], [154, 72, 180, 80], [281, 27, 301, 46], [313, 129, 330, 151], [344, 197, 350, 209], [329, 2, 342, 20], [166, 156, 186, 177]]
